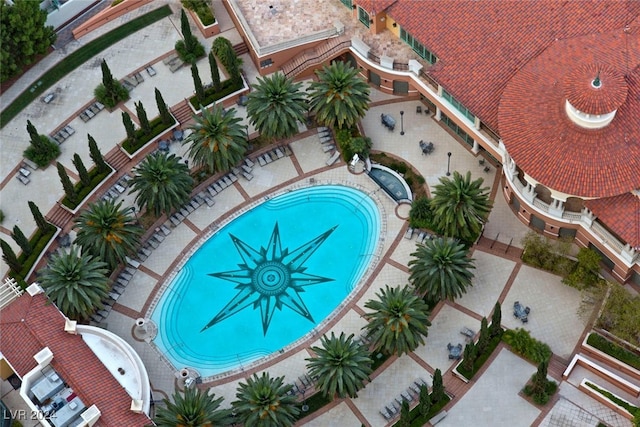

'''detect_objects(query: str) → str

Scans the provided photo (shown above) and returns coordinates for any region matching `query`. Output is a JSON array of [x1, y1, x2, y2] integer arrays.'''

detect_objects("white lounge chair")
[[326, 151, 340, 166]]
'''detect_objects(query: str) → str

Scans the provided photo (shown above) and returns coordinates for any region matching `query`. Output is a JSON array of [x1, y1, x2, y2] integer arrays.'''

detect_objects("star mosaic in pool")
[[201, 222, 337, 335]]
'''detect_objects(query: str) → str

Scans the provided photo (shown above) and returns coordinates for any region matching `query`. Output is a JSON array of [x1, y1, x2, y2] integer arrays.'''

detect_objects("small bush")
[[587, 333, 640, 370], [12, 227, 56, 282], [175, 39, 205, 64], [502, 328, 552, 363], [94, 81, 129, 108], [597, 285, 640, 347], [24, 135, 60, 167], [111, 0, 124, 6], [523, 378, 558, 405]]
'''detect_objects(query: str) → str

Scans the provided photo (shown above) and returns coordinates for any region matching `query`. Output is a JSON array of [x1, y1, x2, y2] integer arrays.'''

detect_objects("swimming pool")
[[151, 185, 381, 377]]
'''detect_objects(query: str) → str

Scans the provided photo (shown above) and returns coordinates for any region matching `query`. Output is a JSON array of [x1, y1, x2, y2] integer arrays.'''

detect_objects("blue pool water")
[[151, 185, 380, 377]]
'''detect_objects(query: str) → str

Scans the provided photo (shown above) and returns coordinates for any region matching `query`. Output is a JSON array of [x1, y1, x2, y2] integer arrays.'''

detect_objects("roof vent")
[[592, 71, 601, 89]]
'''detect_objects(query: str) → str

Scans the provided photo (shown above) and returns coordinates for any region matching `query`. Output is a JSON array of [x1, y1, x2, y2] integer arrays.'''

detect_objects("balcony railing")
[[591, 221, 625, 253]]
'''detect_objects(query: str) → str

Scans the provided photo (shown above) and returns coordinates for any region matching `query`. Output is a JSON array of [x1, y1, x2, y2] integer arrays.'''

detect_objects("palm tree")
[[39, 247, 109, 320], [183, 105, 249, 173], [306, 332, 372, 399], [232, 372, 299, 427], [430, 171, 492, 242], [128, 152, 194, 217], [408, 237, 475, 302], [362, 285, 431, 357], [153, 387, 233, 427], [247, 73, 308, 141], [307, 61, 371, 130], [73, 199, 143, 269]]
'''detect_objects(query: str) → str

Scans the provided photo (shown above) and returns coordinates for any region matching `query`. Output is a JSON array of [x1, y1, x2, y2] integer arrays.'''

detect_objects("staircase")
[[105, 147, 130, 172], [281, 36, 351, 78], [233, 41, 249, 57], [46, 204, 74, 230], [171, 100, 194, 125]]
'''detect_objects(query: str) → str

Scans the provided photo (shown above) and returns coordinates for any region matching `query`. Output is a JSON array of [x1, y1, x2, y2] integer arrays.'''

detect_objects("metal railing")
[[284, 39, 352, 78]]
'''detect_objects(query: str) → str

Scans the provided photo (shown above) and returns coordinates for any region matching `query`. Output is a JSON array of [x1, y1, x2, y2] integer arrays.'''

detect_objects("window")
[[358, 7, 370, 28], [441, 113, 474, 147], [442, 89, 475, 122], [340, 0, 353, 8], [260, 58, 273, 69], [399, 28, 437, 64]]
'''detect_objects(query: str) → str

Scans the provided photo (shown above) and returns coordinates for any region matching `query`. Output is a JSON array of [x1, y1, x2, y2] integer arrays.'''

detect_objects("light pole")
[[400, 110, 405, 135], [446, 152, 452, 176]]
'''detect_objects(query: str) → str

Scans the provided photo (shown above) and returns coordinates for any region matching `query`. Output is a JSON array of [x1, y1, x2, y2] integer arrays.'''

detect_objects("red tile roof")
[[498, 25, 640, 198], [585, 193, 640, 248], [386, 1, 640, 130], [0, 293, 151, 427], [356, 0, 398, 14], [563, 64, 628, 115]]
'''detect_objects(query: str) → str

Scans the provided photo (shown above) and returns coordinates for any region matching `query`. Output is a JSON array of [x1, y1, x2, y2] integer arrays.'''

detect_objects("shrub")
[[182, 0, 215, 25], [61, 165, 113, 209], [24, 135, 60, 167], [409, 197, 433, 230], [521, 231, 574, 276], [596, 285, 640, 347], [587, 332, 640, 370], [12, 227, 56, 283], [585, 381, 639, 418], [0, 209, 4, 223], [502, 328, 552, 363], [94, 81, 129, 109], [456, 328, 503, 380]]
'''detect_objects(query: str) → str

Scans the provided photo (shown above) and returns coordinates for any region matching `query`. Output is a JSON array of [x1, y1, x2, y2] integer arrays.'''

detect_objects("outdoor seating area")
[[256, 144, 292, 167], [513, 301, 530, 323], [405, 228, 434, 244], [51, 125, 75, 144], [460, 327, 475, 341], [379, 378, 428, 421], [163, 53, 184, 73], [419, 140, 434, 155], [122, 72, 144, 91], [380, 113, 396, 131], [79, 101, 105, 122], [447, 342, 463, 360], [15, 165, 32, 185], [90, 266, 137, 324], [146, 65, 157, 77], [101, 174, 131, 202]]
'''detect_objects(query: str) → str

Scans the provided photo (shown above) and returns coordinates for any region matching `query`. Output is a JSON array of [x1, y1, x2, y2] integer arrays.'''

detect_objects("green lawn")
[[0, 5, 172, 128]]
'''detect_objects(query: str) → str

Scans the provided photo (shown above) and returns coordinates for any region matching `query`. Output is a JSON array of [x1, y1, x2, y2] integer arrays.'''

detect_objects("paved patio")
[[0, 1, 620, 426]]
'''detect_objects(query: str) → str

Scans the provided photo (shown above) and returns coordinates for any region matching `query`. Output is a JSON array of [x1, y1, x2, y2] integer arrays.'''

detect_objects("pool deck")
[[0, 2, 631, 426]]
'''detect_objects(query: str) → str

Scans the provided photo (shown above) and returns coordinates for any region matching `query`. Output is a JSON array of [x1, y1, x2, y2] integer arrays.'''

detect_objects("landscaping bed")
[[455, 330, 503, 380], [122, 116, 176, 155], [586, 332, 640, 371], [369, 151, 428, 199], [11, 227, 57, 286], [0, 5, 172, 128], [61, 166, 113, 210]]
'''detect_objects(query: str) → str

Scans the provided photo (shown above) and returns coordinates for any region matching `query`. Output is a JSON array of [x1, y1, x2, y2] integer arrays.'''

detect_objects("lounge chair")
[[17, 175, 30, 185], [264, 153, 273, 164], [148, 239, 159, 249], [134, 72, 144, 84], [322, 144, 335, 153], [258, 155, 266, 166], [80, 112, 90, 122], [243, 172, 254, 181], [185, 204, 195, 214], [326, 151, 340, 166], [404, 227, 414, 239], [223, 176, 234, 186], [417, 231, 427, 243], [244, 158, 255, 168], [95, 102, 105, 110], [275, 148, 284, 158], [170, 216, 181, 227], [207, 185, 217, 196], [228, 173, 238, 183], [213, 183, 223, 193], [231, 167, 241, 176], [152, 233, 164, 243], [120, 272, 133, 281], [146, 66, 157, 77], [204, 196, 215, 207]]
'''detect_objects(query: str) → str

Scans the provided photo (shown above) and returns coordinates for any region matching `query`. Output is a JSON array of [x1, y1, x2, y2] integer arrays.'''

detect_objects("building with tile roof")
[[223, 0, 640, 284], [0, 283, 152, 427]]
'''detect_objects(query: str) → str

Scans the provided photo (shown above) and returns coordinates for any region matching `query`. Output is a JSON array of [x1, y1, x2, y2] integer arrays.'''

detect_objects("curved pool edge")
[[145, 180, 389, 383]]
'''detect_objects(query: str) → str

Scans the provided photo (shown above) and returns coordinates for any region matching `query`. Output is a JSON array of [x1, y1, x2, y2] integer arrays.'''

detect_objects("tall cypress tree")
[[180, 9, 195, 51], [462, 342, 477, 373], [477, 317, 489, 354], [419, 384, 431, 417], [1, 239, 22, 273], [398, 400, 410, 427], [72, 154, 91, 187], [208, 51, 221, 92], [11, 225, 32, 256], [101, 59, 115, 94], [155, 88, 173, 125], [26, 120, 40, 146], [490, 301, 502, 337], [431, 369, 445, 404], [135, 101, 151, 134], [122, 112, 136, 141], [191, 63, 205, 103], [88, 134, 109, 173], [57, 162, 76, 202], [29, 201, 52, 233]]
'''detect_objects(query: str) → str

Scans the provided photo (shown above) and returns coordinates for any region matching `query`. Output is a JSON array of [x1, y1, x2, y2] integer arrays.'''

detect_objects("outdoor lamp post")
[[446, 152, 452, 176], [400, 110, 405, 135]]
